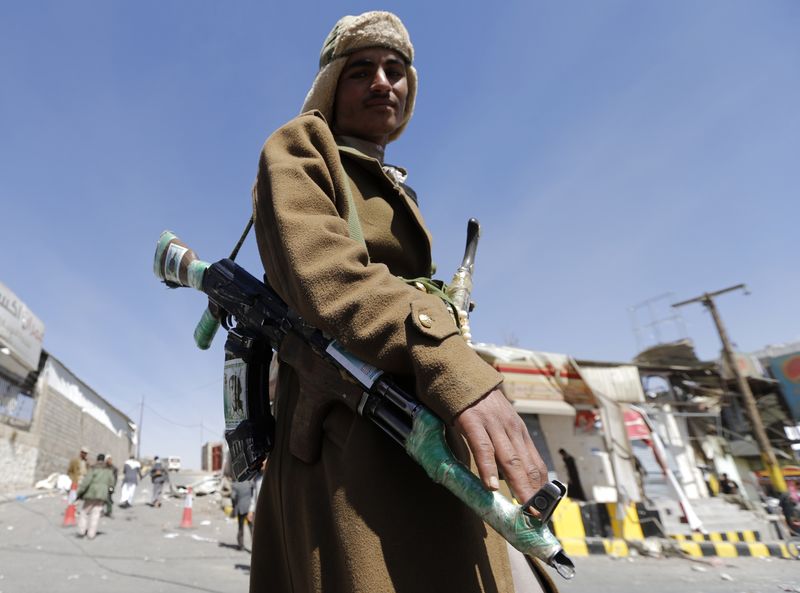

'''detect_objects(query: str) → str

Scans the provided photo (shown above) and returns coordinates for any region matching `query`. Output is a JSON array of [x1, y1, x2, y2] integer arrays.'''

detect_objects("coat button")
[[418, 313, 433, 328]]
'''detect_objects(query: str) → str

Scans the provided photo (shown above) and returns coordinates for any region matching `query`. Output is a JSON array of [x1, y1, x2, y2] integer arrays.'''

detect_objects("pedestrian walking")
[[247, 458, 267, 528], [67, 446, 89, 487], [720, 473, 740, 495], [558, 448, 587, 501], [104, 455, 118, 517], [76, 453, 115, 540], [148, 456, 168, 507], [231, 478, 255, 551], [119, 455, 142, 508]]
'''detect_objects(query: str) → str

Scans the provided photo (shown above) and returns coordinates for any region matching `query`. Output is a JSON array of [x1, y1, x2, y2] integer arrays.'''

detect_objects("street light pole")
[[672, 284, 787, 493]]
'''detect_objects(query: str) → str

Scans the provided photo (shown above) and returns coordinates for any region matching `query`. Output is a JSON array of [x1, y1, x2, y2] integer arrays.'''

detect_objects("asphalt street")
[[555, 554, 800, 593], [0, 479, 251, 593], [0, 483, 798, 593]]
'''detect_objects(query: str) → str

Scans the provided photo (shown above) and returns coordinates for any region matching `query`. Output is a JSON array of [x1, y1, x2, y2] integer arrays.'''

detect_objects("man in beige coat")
[[251, 11, 550, 593], [67, 446, 89, 486]]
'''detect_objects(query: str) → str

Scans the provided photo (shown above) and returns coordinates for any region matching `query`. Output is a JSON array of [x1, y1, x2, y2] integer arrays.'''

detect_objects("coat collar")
[[336, 142, 432, 272], [335, 135, 385, 162]]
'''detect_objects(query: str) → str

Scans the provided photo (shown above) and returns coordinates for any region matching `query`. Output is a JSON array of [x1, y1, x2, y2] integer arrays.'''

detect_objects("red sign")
[[624, 410, 650, 440], [782, 356, 800, 382], [574, 410, 597, 434]]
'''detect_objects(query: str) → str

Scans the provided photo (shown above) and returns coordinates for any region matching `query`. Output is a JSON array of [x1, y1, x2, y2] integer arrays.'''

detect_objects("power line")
[[144, 403, 204, 429], [187, 376, 223, 391], [140, 404, 223, 436]]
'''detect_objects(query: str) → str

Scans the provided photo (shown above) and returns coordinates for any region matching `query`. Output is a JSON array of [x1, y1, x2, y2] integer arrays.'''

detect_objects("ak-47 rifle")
[[152, 224, 575, 579]]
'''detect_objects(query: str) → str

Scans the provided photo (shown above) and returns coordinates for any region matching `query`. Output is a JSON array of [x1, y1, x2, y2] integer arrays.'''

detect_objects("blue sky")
[[2, 1, 798, 467]]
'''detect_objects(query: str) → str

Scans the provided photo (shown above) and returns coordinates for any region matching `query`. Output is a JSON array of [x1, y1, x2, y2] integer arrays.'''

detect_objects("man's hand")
[[453, 388, 547, 504]]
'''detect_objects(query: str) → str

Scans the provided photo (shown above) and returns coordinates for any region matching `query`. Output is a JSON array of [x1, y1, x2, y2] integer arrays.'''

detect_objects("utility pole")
[[672, 284, 787, 493], [137, 395, 145, 459]]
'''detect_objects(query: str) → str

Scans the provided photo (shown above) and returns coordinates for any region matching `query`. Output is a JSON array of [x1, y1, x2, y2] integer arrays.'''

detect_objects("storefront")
[[474, 344, 623, 502]]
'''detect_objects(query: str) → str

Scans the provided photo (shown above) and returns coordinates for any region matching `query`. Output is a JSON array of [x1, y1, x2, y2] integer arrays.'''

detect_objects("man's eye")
[[386, 69, 405, 80]]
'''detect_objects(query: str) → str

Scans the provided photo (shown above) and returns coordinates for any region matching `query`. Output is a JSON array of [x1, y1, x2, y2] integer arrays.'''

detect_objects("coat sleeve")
[[253, 113, 502, 423], [76, 471, 92, 500]]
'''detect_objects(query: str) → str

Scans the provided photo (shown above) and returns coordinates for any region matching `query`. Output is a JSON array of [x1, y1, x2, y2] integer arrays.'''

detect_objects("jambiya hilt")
[[446, 218, 480, 344]]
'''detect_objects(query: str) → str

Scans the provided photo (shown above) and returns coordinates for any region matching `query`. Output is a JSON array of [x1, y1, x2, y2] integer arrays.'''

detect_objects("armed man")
[[248, 11, 554, 593]]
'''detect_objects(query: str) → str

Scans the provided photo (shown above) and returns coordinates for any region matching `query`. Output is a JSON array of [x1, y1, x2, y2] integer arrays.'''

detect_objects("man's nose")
[[370, 68, 391, 93]]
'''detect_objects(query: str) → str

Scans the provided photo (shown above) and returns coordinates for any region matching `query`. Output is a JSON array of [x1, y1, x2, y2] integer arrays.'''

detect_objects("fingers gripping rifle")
[[153, 229, 575, 579]]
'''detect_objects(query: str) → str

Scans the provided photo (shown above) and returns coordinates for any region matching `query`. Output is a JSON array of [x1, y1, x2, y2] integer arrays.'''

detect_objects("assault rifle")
[[152, 228, 575, 579]]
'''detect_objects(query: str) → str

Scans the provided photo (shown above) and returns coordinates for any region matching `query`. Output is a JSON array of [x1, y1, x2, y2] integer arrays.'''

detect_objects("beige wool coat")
[[250, 111, 519, 593]]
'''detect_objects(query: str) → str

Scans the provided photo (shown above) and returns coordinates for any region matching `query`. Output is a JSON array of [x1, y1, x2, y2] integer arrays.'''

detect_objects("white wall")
[[539, 414, 618, 501], [0, 424, 38, 492], [652, 405, 705, 499]]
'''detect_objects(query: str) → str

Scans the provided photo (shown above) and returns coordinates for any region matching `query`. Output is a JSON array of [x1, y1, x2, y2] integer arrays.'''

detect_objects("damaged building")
[[474, 337, 799, 551]]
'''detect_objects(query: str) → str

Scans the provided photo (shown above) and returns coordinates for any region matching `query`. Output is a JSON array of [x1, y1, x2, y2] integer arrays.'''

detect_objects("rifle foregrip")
[[193, 307, 220, 350]]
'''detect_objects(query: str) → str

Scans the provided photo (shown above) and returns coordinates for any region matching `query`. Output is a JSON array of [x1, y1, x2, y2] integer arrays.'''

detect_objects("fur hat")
[[301, 11, 417, 142]]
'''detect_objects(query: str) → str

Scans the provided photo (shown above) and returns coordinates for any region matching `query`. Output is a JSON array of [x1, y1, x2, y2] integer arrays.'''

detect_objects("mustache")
[[364, 92, 397, 107]]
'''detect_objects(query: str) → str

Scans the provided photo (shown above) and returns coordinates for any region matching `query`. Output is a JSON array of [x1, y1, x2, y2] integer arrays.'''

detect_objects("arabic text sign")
[[0, 282, 45, 372]]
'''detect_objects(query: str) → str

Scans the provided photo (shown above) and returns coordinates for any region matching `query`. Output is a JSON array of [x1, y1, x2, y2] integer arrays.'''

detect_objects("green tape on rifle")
[[405, 408, 564, 564], [194, 307, 221, 350]]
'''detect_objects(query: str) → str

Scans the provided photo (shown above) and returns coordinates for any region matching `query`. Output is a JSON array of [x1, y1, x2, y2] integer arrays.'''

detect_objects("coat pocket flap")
[[409, 298, 459, 342]]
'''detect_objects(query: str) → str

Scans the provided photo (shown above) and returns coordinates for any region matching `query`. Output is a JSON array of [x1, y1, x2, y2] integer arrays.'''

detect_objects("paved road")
[[555, 554, 799, 593], [1, 486, 798, 593], [0, 484, 250, 593]]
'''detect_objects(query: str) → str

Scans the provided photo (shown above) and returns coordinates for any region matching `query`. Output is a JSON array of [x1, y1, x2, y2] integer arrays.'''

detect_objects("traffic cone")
[[63, 482, 78, 527], [179, 487, 193, 528]]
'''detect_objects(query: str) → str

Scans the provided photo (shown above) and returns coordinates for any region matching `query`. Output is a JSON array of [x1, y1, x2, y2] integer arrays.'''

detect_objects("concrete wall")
[[32, 380, 84, 481], [0, 355, 135, 490], [0, 422, 39, 491], [32, 358, 133, 482]]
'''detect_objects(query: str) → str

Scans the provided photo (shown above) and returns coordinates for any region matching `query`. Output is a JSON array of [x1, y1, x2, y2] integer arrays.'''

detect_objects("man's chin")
[[366, 115, 402, 135]]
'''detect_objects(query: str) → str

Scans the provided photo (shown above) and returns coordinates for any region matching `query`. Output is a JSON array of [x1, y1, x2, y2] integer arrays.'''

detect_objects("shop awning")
[[473, 343, 596, 407]]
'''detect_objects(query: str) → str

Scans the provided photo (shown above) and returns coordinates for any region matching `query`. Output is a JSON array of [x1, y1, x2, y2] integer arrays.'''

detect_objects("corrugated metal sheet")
[[580, 365, 646, 404], [474, 343, 595, 407]]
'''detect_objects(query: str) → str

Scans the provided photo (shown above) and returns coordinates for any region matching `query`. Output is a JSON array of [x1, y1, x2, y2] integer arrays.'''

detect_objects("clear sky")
[[2, 1, 798, 468]]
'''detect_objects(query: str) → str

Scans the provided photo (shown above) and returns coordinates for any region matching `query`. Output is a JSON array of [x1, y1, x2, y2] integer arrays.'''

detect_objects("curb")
[[558, 537, 800, 559], [675, 539, 799, 559], [560, 537, 632, 557], [0, 489, 61, 506], [670, 531, 761, 543]]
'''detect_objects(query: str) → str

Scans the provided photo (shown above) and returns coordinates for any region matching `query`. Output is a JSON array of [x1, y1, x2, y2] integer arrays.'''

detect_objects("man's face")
[[80, 451, 87, 460], [333, 47, 408, 146]]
